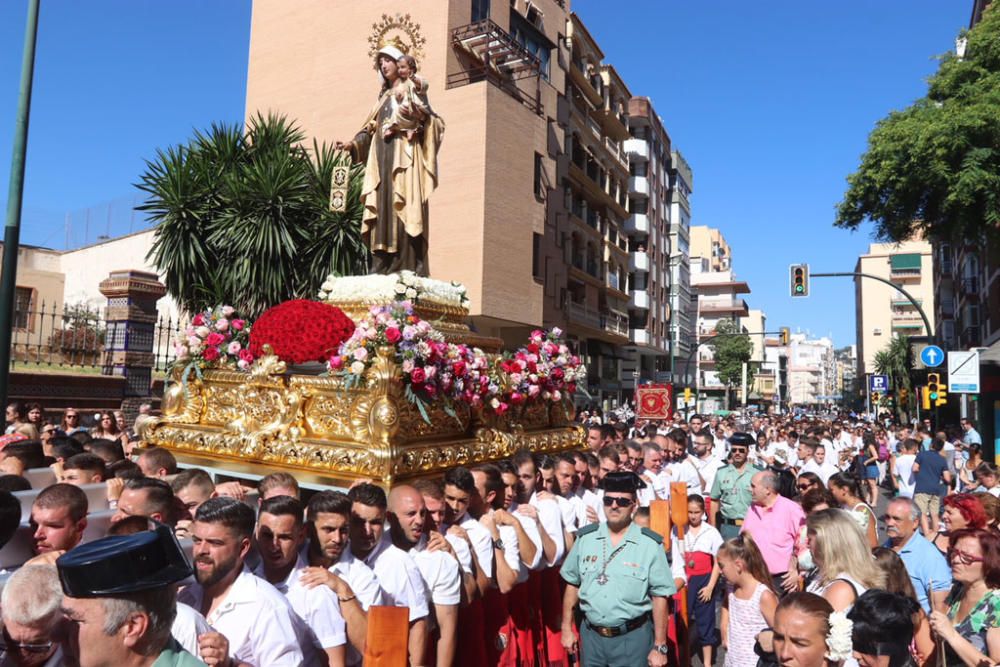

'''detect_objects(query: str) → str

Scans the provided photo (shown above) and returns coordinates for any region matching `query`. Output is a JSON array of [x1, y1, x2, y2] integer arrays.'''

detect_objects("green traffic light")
[[795, 285, 804, 293]]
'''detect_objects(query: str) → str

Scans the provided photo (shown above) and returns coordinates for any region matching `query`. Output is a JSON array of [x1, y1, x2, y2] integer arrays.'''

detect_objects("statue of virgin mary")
[[341, 43, 444, 277]]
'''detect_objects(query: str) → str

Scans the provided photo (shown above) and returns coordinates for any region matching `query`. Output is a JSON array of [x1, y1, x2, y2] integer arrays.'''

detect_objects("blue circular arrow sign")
[[920, 345, 944, 368]]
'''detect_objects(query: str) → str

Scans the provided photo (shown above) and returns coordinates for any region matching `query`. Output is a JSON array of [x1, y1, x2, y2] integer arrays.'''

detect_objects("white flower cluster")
[[825, 611, 853, 662], [317, 271, 469, 309]]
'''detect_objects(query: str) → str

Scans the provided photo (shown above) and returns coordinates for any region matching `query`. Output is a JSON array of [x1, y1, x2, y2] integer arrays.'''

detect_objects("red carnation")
[[385, 327, 402, 344], [205, 332, 225, 347], [527, 343, 540, 354], [249, 299, 356, 364], [452, 361, 466, 376], [411, 367, 426, 384], [239, 349, 254, 363], [202, 346, 220, 361]]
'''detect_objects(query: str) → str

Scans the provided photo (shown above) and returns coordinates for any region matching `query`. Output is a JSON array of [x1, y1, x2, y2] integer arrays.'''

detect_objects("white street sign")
[[948, 351, 980, 394]]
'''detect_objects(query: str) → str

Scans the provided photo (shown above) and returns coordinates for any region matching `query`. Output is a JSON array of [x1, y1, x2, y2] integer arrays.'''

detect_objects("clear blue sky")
[[0, 1, 971, 348]]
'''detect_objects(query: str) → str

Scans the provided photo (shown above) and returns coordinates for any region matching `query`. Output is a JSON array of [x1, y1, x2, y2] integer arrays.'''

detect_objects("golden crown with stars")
[[368, 13, 426, 63]]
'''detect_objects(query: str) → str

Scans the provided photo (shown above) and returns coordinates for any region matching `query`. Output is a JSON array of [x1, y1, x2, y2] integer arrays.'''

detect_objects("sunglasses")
[[730, 447, 748, 453], [602, 496, 634, 508], [796, 483, 814, 491]]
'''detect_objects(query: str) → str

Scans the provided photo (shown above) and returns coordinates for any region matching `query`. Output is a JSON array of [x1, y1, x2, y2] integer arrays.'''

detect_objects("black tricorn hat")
[[57, 522, 192, 597], [598, 471, 647, 493]]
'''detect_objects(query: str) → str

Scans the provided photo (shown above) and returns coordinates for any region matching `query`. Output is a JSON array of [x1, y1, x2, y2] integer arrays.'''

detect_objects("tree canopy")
[[137, 113, 368, 317], [835, 4, 1000, 243], [708, 318, 753, 392]]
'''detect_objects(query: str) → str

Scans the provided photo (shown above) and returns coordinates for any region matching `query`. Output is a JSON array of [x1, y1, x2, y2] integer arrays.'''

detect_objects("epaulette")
[[640, 527, 664, 544], [577, 523, 600, 537]]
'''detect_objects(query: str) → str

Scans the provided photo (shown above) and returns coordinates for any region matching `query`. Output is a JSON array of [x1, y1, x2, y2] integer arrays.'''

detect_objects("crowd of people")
[[0, 402, 995, 666]]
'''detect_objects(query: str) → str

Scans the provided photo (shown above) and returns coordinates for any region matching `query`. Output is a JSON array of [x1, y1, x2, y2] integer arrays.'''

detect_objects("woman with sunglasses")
[[795, 473, 823, 499], [928, 528, 1000, 666], [60, 407, 87, 435]]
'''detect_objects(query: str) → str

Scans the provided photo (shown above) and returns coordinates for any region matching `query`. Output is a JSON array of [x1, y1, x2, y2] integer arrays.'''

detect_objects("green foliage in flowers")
[[137, 112, 368, 317]]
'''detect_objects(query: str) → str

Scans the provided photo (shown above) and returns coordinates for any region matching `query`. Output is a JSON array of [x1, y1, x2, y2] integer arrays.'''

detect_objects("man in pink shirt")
[[741, 470, 805, 595]]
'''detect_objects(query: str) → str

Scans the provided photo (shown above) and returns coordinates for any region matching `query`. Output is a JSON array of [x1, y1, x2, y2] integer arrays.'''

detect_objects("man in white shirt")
[[893, 439, 919, 498], [300, 490, 384, 667], [177, 497, 311, 666], [796, 439, 823, 478], [691, 428, 725, 495], [348, 483, 430, 666], [387, 485, 461, 667], [658, 431, 702, 496], [553, 453, 583, 539], [254, 495, 347, 666], [636, 442, 670, 506]]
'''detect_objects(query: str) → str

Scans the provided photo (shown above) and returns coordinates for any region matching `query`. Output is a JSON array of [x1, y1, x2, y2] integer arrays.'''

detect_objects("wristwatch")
[[655, 644, 669, 656], [492, 537, 505, 550]]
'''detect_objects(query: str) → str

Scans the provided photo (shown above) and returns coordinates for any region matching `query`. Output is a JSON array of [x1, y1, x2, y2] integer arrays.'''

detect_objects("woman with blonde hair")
[[872, 546, 937, 665], [804, 508, 885, 612]]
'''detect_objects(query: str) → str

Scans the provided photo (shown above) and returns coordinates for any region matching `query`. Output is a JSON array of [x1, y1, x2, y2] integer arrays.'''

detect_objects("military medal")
[[596, 541, 627, 585]]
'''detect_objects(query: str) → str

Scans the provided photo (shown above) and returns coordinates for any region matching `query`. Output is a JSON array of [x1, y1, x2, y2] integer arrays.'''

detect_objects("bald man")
[[387, 486, 462, 667]]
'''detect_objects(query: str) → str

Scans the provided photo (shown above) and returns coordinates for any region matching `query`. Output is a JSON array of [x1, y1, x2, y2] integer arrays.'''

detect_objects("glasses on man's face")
[[730, 447, 748, 453], [951, 550, 985, 566], [602, 496, 634, 508], [0, 627, 53, 655]]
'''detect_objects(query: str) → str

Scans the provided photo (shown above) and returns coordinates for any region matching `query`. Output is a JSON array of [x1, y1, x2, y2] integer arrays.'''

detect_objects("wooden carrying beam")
[[363, 606, 410, 667]]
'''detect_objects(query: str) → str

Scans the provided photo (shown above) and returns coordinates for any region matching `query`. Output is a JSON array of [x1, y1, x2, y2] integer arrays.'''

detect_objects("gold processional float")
[[140, 277, 585, 489]]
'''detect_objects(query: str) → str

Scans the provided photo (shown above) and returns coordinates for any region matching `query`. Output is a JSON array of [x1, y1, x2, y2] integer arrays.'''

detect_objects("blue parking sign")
[[869, 375, 889, 393]]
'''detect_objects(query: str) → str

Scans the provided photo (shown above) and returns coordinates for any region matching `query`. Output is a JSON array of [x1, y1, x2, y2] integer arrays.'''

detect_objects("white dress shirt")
[[528, 492, 566, 565], [508, 501, 544, 576], [411, 535, 463, 606], [555, 494, 579, 533], [329, 544, 384, 611], [692, 455, 725, 495], [171, 601, 212, 658], [360, 535, 430, 622], [252, 553, 347, 651], [667, 457, 703, 496], [178, 566, 311, 667]]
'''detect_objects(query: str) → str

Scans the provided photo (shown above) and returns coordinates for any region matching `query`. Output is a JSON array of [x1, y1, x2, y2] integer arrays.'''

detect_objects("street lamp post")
[[0, 0, 41, 407]]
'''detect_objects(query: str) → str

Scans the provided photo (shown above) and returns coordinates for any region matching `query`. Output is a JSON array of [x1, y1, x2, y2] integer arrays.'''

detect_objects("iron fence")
[[153, 314, 187, 373], [10, 301, 105, 369]]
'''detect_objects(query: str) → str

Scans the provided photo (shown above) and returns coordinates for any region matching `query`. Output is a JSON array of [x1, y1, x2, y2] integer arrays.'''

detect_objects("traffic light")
[[927, 372, 941, 402], [936, 387, 948, 407], [790, 264, 809, 297], [683, 387, 692, 403], [872, 392, 880, 404], [921, 386, 931, 410], [780, 327, 790, 345]]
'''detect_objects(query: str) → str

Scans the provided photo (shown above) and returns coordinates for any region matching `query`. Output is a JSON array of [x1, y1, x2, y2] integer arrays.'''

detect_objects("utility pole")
[[0, 0, 41, 407]]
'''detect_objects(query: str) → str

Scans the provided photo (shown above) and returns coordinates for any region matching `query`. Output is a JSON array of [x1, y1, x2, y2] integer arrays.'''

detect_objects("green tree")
[[137, 112, 368, 317], [835, 5, 1000, 243], [708, 319, 753, 409]]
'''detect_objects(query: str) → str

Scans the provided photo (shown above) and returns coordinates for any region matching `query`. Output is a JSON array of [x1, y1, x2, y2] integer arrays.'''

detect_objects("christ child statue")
[[382, 54, 432, 141]]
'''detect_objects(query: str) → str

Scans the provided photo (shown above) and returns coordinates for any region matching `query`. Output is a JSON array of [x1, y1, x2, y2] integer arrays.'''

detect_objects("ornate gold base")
[[143, 347, 582, 488]]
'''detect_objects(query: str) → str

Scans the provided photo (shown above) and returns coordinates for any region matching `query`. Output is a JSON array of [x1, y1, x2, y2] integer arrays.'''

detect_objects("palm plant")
[[873, 335, 912, 416], [137, 112, 367, 317]]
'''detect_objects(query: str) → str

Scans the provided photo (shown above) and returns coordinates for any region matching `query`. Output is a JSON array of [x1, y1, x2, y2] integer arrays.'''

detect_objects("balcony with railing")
[[630, 289, 650, 310], [629, 252, 649, 273], [448, 19, 543, 114], [629, 175, 649, 197], [698, 298, 750, 316], [624, 138, 648, 162], [624, 213, 649, 236]]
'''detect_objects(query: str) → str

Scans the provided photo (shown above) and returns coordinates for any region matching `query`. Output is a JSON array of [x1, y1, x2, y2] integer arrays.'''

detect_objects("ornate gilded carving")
[[144, 343, 583, 486]]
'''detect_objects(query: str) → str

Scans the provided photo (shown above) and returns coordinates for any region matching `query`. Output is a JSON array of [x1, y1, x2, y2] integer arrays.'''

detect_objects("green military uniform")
[[710, 462, 760, 539], [561, 521, 675, 666], [152, 639, 208, 667]]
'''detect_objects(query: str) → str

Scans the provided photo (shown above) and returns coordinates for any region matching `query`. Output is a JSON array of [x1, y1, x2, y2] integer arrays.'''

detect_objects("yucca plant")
[[137, 112, 367, 317]]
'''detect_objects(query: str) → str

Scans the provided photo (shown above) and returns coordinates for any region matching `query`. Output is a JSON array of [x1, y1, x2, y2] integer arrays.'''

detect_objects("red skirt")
[[483, 587, 516, 667], [541, 568, 569, 666], [457, 596, 489, 667]]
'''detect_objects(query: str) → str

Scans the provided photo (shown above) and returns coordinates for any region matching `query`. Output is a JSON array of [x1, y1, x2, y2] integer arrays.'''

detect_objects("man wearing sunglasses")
[[708, 432, 762, 539], [560, 472, 674, 667]]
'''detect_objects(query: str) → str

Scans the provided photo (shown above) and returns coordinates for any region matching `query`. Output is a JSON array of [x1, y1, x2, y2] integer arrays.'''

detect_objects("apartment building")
[[690, 226, 731, 272], [690, 253, 751, 413], [620, 96, 672, 391], [668, 151, 694, 385], [786, 333, 836, 406], [854, 239, 936, 379]]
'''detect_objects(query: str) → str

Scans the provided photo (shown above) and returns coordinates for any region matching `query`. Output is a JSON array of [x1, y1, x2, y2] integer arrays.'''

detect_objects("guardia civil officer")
[[560, 471, 674, 667], [57, 522, 208, 666]]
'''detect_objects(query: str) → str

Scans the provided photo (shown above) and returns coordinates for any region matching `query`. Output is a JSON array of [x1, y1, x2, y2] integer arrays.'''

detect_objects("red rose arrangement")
[[487, 327, 585, 415], [249, 299, 355, 365]]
